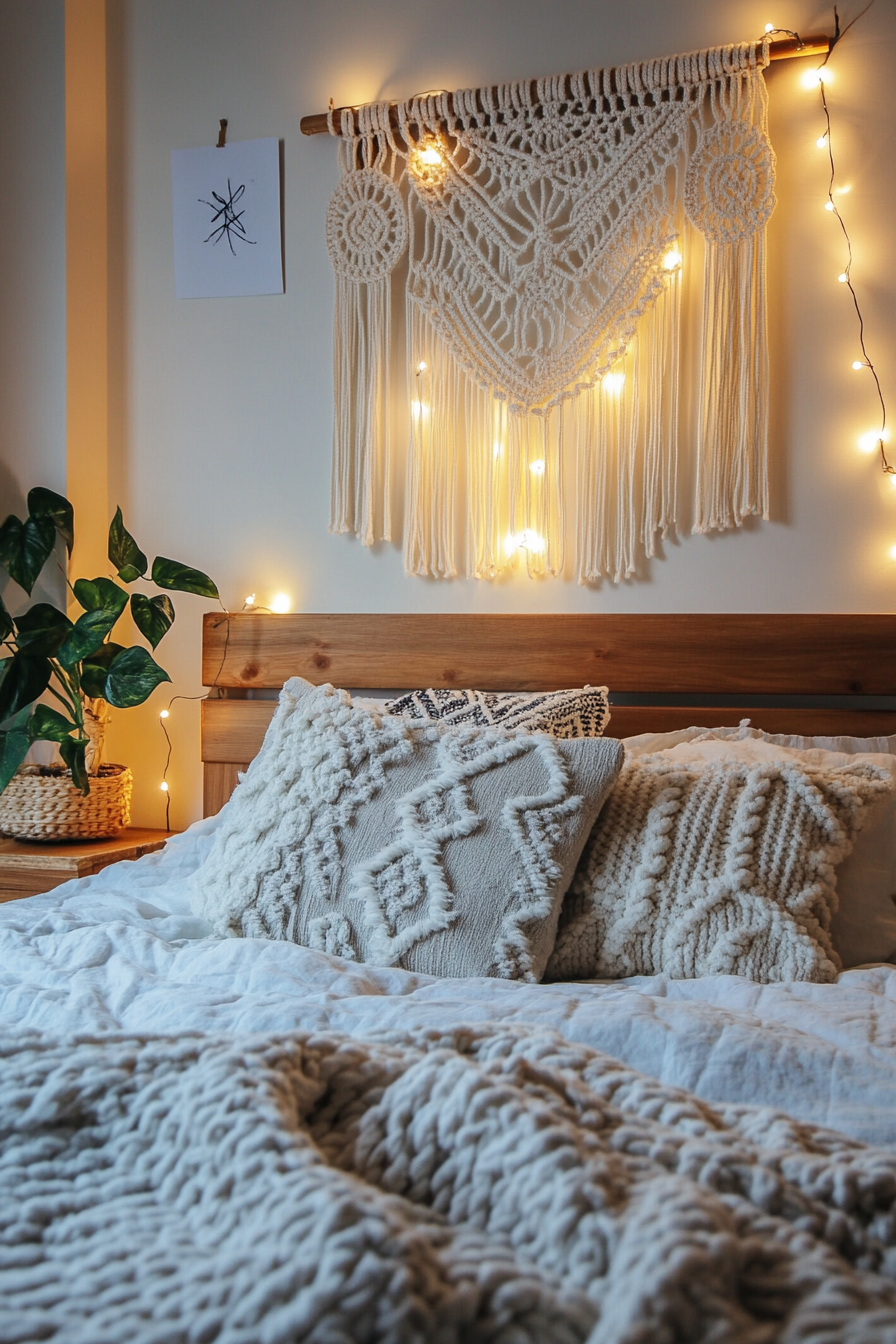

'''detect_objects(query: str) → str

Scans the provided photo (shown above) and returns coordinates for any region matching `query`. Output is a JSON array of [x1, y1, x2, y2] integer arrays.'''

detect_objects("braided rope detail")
[[0, 766, 132, 841]]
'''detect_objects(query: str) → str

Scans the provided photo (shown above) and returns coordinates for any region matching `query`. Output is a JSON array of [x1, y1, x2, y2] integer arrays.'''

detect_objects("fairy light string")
[[156, 591, 292, 827], [767, 6, 892, 493], [157, 608, 233, 830], [776, 4, 892, 483]]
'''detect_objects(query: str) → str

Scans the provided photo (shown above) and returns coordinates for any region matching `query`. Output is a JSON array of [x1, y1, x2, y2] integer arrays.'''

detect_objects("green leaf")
[[73, 576, 129, 619], [27, 487, 74, 555], [151, 556, 219, 601], [0, 654, 51, 722], [59, 735, 89, 795], [130, 592, 175, 649], [14, 603, 73, 657], [80, 641, 126, 700], [103, 645, 171, 708], [0, 514, 56, 595], [0, 594, 13, 644], [57, 609, 122, 670], [28, 704, 79, 743], [0, 707, 32, 793], [108, 507, 147, 583]]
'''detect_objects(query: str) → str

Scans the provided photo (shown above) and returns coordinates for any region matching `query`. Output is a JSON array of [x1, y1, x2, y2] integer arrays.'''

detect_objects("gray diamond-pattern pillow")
[[192, 678, 623, 982]]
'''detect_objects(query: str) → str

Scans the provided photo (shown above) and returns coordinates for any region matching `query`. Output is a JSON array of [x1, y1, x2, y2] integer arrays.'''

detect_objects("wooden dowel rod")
[[300, 33, 831, 136]]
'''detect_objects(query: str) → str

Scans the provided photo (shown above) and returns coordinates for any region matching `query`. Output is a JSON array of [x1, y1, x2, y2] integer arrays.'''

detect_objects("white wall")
[[0, 0, 67, 609], [6, 0, 896, 827]]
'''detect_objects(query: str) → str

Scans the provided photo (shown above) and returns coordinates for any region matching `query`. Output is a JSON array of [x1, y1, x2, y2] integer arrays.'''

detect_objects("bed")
[[2, 612, 896, 1342]]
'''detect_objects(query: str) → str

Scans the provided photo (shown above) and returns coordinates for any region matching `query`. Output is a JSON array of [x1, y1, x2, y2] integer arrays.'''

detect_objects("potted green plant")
[[0, 487, 218, 840]]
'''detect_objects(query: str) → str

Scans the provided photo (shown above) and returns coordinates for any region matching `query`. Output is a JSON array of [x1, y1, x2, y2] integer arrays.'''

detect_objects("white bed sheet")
[[1, 816, 894, 1147]]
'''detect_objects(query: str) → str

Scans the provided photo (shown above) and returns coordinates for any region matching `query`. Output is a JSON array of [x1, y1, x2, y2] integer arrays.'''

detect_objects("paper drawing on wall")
[[200, 179, 256, 255], [171, 137, 282, 298]]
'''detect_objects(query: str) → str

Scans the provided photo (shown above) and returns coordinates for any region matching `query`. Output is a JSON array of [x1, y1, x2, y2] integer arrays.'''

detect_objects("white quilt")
[[3, 821, 896, 1341], [1, 818, 894, 1148]]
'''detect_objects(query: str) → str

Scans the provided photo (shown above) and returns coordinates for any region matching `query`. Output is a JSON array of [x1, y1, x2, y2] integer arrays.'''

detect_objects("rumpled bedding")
[[2, 820, 896, 1341], [1, 818, 894, 1148]]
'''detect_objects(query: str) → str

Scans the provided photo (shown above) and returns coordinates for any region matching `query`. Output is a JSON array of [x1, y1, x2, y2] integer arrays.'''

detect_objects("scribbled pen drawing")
[[199, 178, 257, 255]]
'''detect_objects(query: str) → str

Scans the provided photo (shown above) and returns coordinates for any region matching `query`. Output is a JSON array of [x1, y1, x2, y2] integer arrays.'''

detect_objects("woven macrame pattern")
[[385, 685, 611, 738], [326, 41, 776, 582], [546, 753, 895, 984], [5, 1025, 896, 1342]]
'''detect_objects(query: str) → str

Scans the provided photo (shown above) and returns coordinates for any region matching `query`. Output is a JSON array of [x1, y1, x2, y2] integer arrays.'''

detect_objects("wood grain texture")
[[201, 698, 896, 771], [202, 613, 896, 696], [0, 828, 172, 903], [203, 763, 245, 818]]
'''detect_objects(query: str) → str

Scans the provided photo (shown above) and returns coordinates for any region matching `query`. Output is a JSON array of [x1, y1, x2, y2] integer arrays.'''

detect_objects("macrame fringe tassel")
[[406, 305, 567, 579], [694, 231, 769, 533], [330, 274, 392, 546], [576, 271, 680, 583]]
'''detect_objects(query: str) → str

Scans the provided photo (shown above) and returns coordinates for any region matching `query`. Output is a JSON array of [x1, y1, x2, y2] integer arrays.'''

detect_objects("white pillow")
[[546, 748, 894, 984], [191, 678, 624, 982], [623, 725, 896, 968]]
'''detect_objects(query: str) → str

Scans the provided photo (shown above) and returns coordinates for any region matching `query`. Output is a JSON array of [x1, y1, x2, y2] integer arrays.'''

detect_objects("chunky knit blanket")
[[3, 1025, 896, 1343]]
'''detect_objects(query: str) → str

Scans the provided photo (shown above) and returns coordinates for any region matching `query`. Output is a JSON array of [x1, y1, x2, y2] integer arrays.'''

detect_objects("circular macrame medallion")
[[684, 123, 776, 245], [326, 169, 407, 282]]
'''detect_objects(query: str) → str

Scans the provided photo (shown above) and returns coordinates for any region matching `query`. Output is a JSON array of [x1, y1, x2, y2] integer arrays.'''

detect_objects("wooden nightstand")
[[0, 828, 173, 903]]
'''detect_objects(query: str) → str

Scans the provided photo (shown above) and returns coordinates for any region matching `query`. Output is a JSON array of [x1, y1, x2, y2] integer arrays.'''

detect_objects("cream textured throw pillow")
[[192, 678, 624, 981], [546, 752, 894, 984]]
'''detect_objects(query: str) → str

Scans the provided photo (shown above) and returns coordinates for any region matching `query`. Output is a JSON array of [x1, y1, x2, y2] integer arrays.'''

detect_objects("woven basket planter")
[[0, 764, 133, 842]]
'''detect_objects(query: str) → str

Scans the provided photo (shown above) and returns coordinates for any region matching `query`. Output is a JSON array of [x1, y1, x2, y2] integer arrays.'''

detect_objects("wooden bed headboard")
[[200, 613, 896, 816]]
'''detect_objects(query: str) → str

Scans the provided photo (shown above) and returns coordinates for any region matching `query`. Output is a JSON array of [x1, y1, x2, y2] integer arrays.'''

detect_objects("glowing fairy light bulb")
[[852, 361, 865, 371], [662, 248, 682, 271], [858, 428, 888, 455], [410, 400, 429, 419], [802, 66, 829, 89], [159, 781, 169, 792], [824, 201, 835, 212], [505, 529, 545, 557], [529, 459, 546, 476], [159, 709, 169, 720], [838, 272, 849, 283], [493, 441, 503, 459], [410, 139, 447, 182], [519, 529, 545, 553], [603, 371, 625, 394], [245, 593, 256, 607], [890, 543, 896, 561], [816, 135, 828, 149], [271, 593, 291, 614], [764, 23, 775, 34], [416, 361, 428, 373]]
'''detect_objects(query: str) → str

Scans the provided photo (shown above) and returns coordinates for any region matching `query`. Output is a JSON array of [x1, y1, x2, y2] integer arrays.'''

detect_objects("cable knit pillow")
[[384, 686, 610, 738], [621, 725, 896, 968], [545, 752, 895, 985], [191, 678, 624, 982]]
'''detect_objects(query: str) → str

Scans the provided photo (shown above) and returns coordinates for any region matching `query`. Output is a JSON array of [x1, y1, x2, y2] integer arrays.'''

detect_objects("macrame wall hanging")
[[323, 39, 777, 582]]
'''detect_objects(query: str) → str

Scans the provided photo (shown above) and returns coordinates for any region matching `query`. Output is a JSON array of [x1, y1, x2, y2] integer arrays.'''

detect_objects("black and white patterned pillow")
[[384, 686, 610, 739]]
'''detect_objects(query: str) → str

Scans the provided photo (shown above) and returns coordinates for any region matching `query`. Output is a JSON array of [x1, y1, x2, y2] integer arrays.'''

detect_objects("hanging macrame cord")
[[324, 39, 776, 581]]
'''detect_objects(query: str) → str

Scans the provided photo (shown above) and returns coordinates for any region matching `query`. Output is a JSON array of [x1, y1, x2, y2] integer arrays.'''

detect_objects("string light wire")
[[809, 4, 892, 480], [157, 606, 233, 831]]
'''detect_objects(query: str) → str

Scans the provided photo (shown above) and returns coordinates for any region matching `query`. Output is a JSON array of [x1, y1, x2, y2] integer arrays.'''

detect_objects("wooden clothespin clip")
[[216, 118, 228, 148]]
